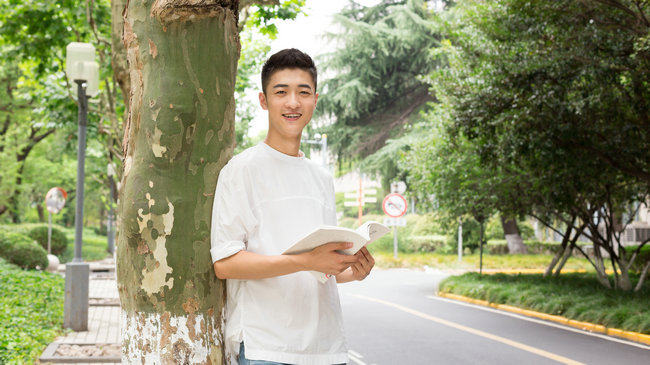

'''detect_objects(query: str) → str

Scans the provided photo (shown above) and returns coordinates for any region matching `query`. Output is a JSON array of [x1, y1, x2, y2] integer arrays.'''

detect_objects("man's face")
[[259, 68, 318, 142]]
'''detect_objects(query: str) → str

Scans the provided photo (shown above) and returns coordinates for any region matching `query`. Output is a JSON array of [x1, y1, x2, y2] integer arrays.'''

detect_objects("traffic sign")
[[382, 193, 407, 218]]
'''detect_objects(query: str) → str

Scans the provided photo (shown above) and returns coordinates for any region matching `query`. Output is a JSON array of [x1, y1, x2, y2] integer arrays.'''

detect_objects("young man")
[[210, 48, 375, 365]]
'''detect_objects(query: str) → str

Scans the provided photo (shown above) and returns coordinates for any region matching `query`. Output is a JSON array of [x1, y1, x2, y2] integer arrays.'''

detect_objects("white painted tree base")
[[505, 233, 527, 254], [121, 310, 222, 364]]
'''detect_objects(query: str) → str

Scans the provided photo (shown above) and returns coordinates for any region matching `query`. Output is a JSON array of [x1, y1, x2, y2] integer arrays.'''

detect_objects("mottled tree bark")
[[116, 0, 239, 363]]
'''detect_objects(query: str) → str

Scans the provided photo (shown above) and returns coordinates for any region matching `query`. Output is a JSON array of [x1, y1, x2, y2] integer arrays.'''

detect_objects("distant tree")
[[317, 0, 440, 164]]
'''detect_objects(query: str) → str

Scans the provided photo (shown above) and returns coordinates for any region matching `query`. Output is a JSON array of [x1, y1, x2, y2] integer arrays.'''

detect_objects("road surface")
[[338, 268, 650, 365]]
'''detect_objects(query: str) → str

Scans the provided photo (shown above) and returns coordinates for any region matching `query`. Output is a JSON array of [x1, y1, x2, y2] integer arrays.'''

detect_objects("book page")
[[283, 222, 390, 283]]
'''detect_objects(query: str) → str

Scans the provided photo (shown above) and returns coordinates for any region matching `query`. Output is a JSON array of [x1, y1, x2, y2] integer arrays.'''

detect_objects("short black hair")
[[261, 48, 317, 94]]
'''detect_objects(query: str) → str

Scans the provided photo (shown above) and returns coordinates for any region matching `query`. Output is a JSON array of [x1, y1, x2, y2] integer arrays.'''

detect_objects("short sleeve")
[[210, 164, 258, 263]]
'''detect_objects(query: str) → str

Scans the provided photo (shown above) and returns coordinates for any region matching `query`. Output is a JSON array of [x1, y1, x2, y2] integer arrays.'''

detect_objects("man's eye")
[[275, 90, 286, 95], [300, 91, 311, 95]]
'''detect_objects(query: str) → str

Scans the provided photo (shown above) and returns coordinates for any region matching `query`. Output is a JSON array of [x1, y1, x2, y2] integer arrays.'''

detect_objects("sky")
[[246, 0, 382, 136]]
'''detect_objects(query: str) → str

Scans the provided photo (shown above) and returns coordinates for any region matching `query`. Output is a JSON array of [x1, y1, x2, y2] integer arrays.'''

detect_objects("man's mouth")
[[282, 113, 302, 120]]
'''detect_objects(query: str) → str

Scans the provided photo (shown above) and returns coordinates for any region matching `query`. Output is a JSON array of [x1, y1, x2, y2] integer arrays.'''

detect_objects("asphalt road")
[[338, 268, 650, 365]]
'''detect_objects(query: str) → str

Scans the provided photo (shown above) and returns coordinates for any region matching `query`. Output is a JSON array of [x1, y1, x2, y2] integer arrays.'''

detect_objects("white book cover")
[[283, 221, 390, 283]]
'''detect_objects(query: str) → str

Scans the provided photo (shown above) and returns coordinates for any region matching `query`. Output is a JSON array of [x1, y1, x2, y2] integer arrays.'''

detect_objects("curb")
[[437, 291, 650, 346]]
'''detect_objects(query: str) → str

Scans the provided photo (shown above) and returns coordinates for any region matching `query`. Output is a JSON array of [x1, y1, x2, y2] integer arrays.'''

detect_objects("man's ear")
[[314, 92, 319, 108], [258, 92, 268, 110]]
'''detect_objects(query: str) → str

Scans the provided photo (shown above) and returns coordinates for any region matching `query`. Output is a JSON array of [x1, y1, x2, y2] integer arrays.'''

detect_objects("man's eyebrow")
[[271, 83, 313, 90]]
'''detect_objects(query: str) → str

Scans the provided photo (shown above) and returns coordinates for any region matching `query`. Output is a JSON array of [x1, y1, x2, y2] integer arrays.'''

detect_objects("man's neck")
[[264, 135, 301, 157]]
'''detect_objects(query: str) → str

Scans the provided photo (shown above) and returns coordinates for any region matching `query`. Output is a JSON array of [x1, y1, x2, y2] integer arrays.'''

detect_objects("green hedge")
[[485, 240, 590, 255], [0, 232, 48, 270], [0, 231, 13, 258], [25, 225, 68, 256], [0, 224, 68, 256], [12, 239, 49, 270]]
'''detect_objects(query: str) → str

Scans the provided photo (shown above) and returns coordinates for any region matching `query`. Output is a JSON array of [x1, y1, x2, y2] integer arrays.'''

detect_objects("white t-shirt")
[[210, 142, 348, 365]]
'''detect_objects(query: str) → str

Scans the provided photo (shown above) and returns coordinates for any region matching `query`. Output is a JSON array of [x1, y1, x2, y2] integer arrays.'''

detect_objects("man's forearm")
[[213, 250, 306, 280], [213, 242, 358, 280]]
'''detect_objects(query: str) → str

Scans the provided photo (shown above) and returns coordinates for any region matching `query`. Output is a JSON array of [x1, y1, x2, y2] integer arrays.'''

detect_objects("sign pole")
[[393, 226, 398, 259], [458, 218, 463, 262], [48, 212, 52, 254], [383, 188, 408, 260]]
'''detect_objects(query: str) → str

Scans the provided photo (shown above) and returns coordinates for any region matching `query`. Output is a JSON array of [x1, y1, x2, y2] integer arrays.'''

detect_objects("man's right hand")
[[302, 242, 360, 275]]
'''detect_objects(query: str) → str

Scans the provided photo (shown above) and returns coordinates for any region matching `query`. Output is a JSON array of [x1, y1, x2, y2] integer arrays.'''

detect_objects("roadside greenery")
[[0, 257, 65, 364], [371, 251, 599, 272], [439, 273, 650, 334], [0, 224, 110, 263], [398, 0, 650, 290], [60, 227, 111, 263]]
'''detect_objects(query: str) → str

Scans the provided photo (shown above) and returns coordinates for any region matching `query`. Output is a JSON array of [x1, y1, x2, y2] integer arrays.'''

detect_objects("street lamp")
[[301, 133, 328, 168], [107, 162, 116, 255], [63, 42, 99, 331]]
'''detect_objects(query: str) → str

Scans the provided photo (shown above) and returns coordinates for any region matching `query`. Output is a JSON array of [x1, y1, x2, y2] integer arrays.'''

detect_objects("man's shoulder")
[[222, 144, 264, 171]]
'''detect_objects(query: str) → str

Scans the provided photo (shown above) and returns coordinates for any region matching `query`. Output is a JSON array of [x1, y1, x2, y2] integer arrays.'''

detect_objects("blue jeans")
[[238, 343, 346, 365]]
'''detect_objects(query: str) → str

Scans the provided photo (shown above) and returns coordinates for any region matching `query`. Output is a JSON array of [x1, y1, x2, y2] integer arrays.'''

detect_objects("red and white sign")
[[382, 193, 407, 218]]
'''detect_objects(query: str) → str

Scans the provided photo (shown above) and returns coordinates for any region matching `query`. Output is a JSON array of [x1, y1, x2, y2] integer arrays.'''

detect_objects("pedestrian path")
[[40, 258, 122, 364]]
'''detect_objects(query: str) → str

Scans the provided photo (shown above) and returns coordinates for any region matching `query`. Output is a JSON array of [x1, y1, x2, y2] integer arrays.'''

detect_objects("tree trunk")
[[116, 1, 239, 363], [553, 242, 574, 276], [635, 261, 650, 292], [37, 203, 45, 223], [501, 216, 527, 254]]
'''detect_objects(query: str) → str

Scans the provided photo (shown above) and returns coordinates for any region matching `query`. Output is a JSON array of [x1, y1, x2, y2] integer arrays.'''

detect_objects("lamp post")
[[107, 162, 116, 255], [64, 42, 99, 331], [301, 133, 328, 168]]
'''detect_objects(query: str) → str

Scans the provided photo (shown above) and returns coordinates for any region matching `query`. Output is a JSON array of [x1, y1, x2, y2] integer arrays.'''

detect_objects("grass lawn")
[[60, 227, 112, 263], [370, 250, 599, 272], [0, 258, 66, 364], [439, 272, 650, 334]]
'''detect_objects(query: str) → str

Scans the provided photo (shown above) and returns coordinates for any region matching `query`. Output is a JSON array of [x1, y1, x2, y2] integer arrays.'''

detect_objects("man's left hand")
[[350, 247, 375, 281]]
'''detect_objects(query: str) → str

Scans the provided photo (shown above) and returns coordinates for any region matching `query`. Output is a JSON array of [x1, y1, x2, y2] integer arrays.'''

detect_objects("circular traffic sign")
[[382, 193, 408, 218], [45, 187, 67, 214]]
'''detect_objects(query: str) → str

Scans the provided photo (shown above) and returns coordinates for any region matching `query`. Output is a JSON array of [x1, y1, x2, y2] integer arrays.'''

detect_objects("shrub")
[[8, 235, 48, 270], [0, 230, 14, 258], [403, 235, 447, 252], [486, 240, 584, 255], [410, 213, 443, 236], [0, 232, 34, 260], [25, 225, 68, 256]]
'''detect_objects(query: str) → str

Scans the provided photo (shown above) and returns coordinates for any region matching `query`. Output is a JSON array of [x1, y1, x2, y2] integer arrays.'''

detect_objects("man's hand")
[[302, 242, 359, 275], [336, 247, 375, 283]]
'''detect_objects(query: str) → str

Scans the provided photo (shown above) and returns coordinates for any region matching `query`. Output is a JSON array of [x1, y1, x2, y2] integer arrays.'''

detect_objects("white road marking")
[[428, 295, 650, 351], [348, 350, 364, 358], [348, 351, 367, 365]]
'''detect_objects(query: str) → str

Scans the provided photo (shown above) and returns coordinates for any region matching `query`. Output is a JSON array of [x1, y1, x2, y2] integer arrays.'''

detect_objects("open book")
[[283, 221, 390, 283]]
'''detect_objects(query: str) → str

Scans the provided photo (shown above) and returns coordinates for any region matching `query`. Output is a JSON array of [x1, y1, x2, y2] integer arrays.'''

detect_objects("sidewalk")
[[40, 258, 122, 364]]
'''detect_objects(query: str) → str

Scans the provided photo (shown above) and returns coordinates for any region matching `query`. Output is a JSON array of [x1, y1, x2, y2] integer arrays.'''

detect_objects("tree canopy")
[[317, 0, 440, 160]]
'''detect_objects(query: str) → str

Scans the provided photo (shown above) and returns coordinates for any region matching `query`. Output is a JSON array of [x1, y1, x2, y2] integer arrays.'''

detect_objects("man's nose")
[[285, 92, 300, 108]]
